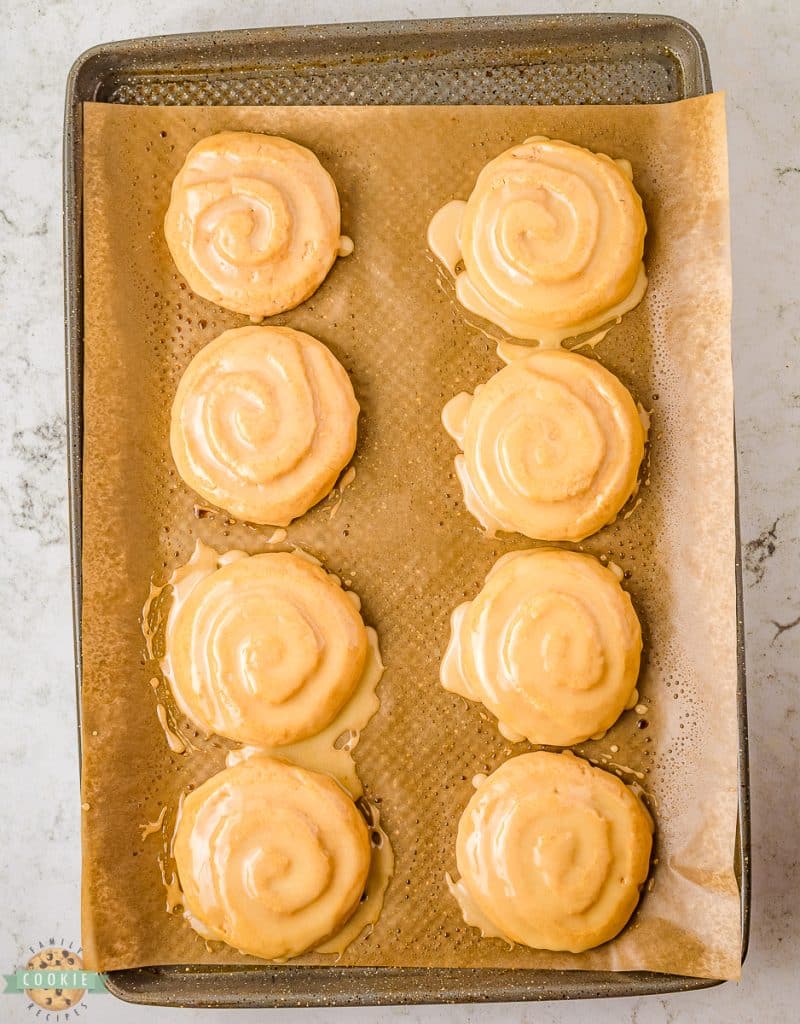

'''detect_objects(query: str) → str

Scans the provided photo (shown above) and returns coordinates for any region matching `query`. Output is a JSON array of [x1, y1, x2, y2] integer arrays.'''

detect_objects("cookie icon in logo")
[[24, 947, 85, 1011]]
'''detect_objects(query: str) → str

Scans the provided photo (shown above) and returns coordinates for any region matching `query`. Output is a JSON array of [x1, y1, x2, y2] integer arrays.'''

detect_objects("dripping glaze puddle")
[[141, 538, 393, 958]]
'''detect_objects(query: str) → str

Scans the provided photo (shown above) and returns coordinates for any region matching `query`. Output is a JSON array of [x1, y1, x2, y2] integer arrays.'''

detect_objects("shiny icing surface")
[[166, 546, 370, 747], [428, 137, 647, 345], [164, 131, 347, 317], [142, 540, 393, 957], [170, 325, 358, 526], [174, 756, 371, 961], [451, 751, 653, 952], [442, 349, 645, 542], [440, 549, 642, 747]]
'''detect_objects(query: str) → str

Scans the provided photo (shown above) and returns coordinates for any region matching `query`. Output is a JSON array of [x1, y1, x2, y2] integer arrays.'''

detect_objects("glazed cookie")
[[428, 136, 647, 344], [174, 757, 371, 960], [165, 131, 347, 317], [165, 549, 370, 747], [441, 548, 642, 746], [170, 326, 358, 526], [442, 349, 645, 542], [450, 751, 653, 952]]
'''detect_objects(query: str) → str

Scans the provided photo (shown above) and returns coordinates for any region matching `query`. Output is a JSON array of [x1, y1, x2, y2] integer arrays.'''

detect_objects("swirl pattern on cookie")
[[428, 137, 647, 344], [166, 551, 369, 746], [171, 326, 358, 526], [441, 549, 642, 746], [442, 349, 645, 542], [451, 751, 653, 952], [165, 131, 347, 317], [175, 756, 371, 960]]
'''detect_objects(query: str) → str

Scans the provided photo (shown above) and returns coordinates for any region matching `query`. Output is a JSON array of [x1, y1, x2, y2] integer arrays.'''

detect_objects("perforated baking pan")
[[63, 13, 749, 1007]]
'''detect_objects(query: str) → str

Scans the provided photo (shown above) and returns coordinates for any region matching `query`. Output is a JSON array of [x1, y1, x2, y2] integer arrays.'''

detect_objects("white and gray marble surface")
[[1, 1, 797, 1021]]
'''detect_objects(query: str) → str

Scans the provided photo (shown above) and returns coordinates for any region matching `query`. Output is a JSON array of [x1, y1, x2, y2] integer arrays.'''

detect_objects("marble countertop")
[[1, 1, 797, 1021]]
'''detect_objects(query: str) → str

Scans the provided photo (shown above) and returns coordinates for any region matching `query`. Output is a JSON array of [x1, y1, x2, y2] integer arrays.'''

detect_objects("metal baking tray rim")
[[63, 13, 748, 1008], [66, 14, 712, 95]]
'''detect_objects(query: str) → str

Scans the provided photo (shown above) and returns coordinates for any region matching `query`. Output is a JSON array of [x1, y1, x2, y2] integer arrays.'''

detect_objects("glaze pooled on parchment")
[[441, 548, 642, 747], [428, 136, 647, 345], [174, 756, 371, 961], [164, 131, 349, 317], [450, 751, 653, 953], [143, 541, 393, 958], [170, 326, 358, 526], [163, 543, 374, 748], [442, 349, 645, 542], [222, 745, 394, 958]]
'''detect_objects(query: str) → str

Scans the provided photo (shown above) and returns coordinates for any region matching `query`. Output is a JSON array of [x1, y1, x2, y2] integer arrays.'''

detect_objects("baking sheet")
[[80, 93, 740, 980]]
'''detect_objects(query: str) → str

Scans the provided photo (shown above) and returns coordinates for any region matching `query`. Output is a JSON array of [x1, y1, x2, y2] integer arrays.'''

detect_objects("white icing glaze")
[[441, 349, 645, 542], [165, 131, 344, 317], [428, 137, 647, 344], [174, 756, 371, 960], [452, 752, 653, 952], [164, 543, 372, 747], [440, 548, 642, 746], [170, 326, 358, 526]]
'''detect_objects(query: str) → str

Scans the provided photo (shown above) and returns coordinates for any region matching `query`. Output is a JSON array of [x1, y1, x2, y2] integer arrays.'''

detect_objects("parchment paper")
[[80, 94, 740, 979]]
